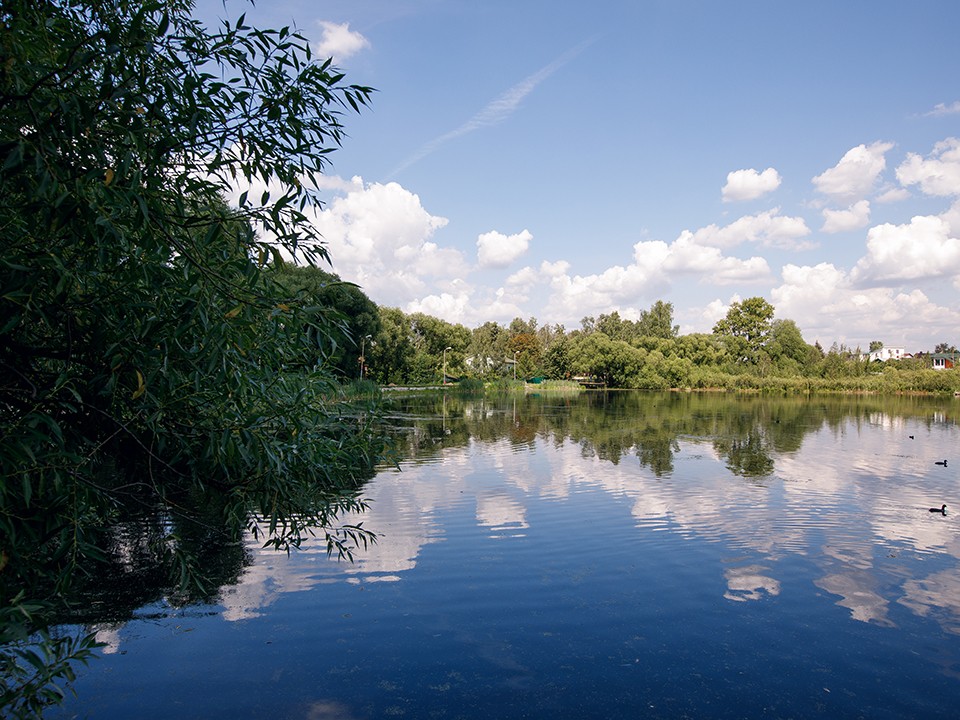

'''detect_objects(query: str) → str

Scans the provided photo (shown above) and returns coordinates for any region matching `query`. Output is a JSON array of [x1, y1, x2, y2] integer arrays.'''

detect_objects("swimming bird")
[[929, 504, 947, 514], [909, 435, 915, 439], [935, 460, 948, 466]]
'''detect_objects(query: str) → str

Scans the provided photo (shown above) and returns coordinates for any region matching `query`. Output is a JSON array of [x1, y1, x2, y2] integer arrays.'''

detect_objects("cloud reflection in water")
[[211, 393, 959, 642]]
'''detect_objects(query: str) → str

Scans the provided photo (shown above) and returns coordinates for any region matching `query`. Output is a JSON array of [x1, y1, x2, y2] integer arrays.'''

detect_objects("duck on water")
[[929, 504, 947, 514]]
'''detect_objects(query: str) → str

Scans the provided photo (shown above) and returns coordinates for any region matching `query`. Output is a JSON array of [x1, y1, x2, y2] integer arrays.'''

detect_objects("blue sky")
[[198, 0, 960, 351]]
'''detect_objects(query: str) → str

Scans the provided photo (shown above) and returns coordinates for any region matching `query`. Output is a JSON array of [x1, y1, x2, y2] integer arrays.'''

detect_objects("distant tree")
[[368, 308, 413, 384], [569, 332, 620, 386], [806, 342, 826, 370], [407, 313, 471, 384], [596, 311, 632, 342], [542, 334, 573, 379], [935, 342, 958, 354], [674, 333, 728, 366], [767, 319, 815, 374], [819, 348, 850, 379], [536, 323, 566, 354], [712, 297, 775, 364], [507, 333, 543, 379], [272, 264, 380, 377], [468, 321, 509, 377], [637, 300, 679, 339], [508, 316, 539, 336], [567, 332, 664, 387], [869, 340, 884, 353]]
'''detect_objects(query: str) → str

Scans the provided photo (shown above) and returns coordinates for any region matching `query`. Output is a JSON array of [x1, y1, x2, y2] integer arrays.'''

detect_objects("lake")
[[50, 391, 960, 719]]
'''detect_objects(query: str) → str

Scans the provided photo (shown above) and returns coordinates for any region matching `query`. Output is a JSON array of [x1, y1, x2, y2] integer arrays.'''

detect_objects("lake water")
[[51, 391, 960, 719]]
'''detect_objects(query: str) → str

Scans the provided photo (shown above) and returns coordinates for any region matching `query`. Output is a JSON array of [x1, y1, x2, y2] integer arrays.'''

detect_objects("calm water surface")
[[52, 392, 960, 719]]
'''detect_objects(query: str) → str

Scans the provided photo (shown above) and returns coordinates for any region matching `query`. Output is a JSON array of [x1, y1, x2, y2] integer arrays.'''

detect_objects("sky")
[[196, 0, 960, 351]]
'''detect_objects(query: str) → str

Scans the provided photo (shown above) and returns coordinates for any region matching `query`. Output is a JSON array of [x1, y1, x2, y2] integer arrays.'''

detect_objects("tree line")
[[277, 266, 959, 391]]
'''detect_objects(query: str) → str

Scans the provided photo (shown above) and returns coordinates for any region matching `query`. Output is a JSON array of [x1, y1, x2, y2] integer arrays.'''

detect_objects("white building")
[[866, 346, 908, 362]]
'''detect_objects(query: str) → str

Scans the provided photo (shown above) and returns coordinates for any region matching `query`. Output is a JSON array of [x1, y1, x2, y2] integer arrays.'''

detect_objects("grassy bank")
[[367, 371, 960, 397], [680, 368, 960, 395]]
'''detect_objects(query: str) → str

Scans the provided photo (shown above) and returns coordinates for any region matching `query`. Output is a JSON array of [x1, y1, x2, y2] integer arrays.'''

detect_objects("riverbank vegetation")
[[1, 2, 383, 715], [290, 266, 959, 395]]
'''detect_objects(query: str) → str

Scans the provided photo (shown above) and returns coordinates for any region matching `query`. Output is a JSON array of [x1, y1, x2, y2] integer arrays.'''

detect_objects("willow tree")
[[1, 1, 377, 713]]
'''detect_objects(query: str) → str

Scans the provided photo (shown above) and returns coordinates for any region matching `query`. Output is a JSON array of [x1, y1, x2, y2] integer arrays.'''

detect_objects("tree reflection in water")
[[44, 389, 958, 625], [27, 390, 960, 719], [386, 389, 954, 481]]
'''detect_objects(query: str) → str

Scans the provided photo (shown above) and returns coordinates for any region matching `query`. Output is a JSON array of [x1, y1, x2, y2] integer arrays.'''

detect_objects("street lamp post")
[[442, 346, 452, 385], [360, 334, 372, 379], [513, 350, 518, 381]]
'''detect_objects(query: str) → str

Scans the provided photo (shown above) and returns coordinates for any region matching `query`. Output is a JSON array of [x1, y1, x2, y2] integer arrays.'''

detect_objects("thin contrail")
[[390, 36, 597, 177]]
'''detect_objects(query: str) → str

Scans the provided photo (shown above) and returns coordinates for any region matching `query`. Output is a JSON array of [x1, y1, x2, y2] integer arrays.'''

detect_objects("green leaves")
[[1, 1, 382, 711], [712, 297, 776, 365], [0, 595, 103, 718]]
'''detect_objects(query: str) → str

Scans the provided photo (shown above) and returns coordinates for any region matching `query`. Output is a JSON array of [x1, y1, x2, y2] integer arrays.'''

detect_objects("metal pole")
[[360, 334, 371, 379], [443, 346, 452, 384]]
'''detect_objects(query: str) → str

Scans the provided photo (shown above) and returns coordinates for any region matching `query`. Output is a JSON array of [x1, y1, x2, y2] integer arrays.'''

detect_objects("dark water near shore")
[[51, 391, 960, 719]]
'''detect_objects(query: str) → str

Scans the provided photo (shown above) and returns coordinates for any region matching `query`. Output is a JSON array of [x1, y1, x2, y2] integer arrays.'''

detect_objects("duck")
[[935, 460, 948, 467], [929, 504, 947, 514]]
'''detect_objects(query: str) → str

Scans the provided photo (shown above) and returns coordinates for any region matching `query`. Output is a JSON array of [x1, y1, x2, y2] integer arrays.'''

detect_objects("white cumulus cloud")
[[406, 282, 529, 327], [539, 259, 571, 278], [941, 200, 960, 238], [406, 290, 470, 320], [851, 215, 960, 285], [544, 265, 663, 323], [536, 233, 772, 326], [896, 138, 960, 197], [875, 186, 910, 204], [314, 21, 370, 61], [813, 141, 894, 201], [700, 298, 733, 330], [722, 168, 782, 202], [658, 235, 771, 283], [821, 200, 871, 233], [307, 177, 467, 307], [772, 263, 960, 350], [681, 209, 812, 250], [477, 229, 532, 268]]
